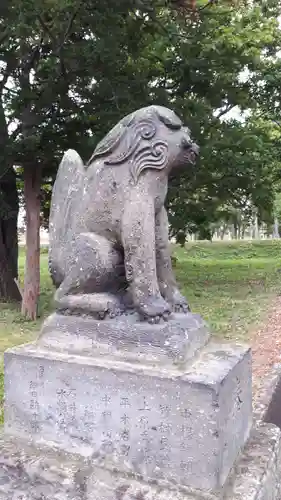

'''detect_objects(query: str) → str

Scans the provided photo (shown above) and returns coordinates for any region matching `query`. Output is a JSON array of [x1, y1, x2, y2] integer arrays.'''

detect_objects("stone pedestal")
[[4, 312, 251, 492], [38, 311, 210, 366], [1, 423, 281, 500], [6, 311, 281, 499]]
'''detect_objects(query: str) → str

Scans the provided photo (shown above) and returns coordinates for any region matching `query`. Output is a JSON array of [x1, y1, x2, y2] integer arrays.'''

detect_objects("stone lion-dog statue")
[[48, 105, 199, 322]]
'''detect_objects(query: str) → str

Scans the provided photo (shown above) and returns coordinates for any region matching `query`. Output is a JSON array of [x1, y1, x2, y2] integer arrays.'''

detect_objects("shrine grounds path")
[[0, 239, 281, 422]]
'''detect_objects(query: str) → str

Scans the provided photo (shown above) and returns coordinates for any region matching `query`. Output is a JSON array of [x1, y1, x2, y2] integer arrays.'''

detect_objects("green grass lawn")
[[174, 240, 281, 340], [0, 239, 281, 423]]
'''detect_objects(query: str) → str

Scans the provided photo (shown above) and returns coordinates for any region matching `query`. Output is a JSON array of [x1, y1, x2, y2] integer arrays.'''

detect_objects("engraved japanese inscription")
[[7, 355, 208, 482], [28, 364, 45, 433], [5, 344, 251, 490]]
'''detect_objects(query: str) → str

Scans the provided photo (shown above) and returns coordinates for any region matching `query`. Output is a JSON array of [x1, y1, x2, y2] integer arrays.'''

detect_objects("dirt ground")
[[252, 296, 281, 398]]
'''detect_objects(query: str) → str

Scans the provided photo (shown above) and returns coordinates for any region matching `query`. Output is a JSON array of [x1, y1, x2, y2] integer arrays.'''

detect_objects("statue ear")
[[86, 113, 134, 167], [156, 109, 182, 130], [130, 140, 169, 183]]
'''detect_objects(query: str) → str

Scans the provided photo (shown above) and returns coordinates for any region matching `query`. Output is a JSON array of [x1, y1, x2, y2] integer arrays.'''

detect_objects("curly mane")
[[86, 106, 183, 182]]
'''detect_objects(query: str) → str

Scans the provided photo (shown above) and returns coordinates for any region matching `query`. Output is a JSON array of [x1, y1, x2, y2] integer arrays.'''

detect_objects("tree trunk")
[[238, 224, 241, 240], [0, 168, 21, 301], [1, 168, 19, 279], [0, 90, 20, 300], [273, 217, 279, 239], [253, 212, 260, 239], [232, 223, 238, 239], [0, 223, 21, 301], [21, 166, 42, 320], [219, 224, 227, 240]]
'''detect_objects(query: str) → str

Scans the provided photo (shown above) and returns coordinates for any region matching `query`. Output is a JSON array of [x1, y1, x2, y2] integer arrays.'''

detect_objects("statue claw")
[[148, 315, 161, 325], [98, 311, 106, 320], [174, 303, 190, 314], [163, 311, 171, 321]]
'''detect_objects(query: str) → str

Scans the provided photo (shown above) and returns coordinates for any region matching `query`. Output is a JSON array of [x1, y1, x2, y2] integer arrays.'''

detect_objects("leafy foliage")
[[0, 0, 281, 239], [161, 1, 281, 239]]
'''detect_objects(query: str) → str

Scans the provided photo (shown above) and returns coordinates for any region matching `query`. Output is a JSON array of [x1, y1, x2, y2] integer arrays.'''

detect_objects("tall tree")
[[1, 0, 166, 317], [0, 14, 21, 301], [2, 0, 281, 317], [151, 0, 281, 240]]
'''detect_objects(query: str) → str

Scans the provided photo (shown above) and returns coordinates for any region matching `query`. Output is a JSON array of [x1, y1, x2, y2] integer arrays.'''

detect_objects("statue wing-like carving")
[[86, 113, 134, 166], [85, 108, 171, 182], [49, 149, 84, 249]]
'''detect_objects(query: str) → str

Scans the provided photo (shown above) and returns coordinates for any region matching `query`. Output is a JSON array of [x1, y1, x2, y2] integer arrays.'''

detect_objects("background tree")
[[1, 0, 281, 318], [160, 1, 281, 241], [0, 5, 22, 302], [1, 0, 170, 318]]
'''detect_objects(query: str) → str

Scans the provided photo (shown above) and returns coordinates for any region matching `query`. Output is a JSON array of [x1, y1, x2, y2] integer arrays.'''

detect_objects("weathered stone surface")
[[4, 341, 251, 491], [0, 431, 87, 500], [48, 105, 199, 322], [0, 420, 280, 500], [38, 311, 210, 366], [224, 423, 281, 500]]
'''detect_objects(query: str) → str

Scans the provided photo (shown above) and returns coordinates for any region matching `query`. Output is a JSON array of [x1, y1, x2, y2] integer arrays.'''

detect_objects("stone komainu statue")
[[49, 105, 199, 322]]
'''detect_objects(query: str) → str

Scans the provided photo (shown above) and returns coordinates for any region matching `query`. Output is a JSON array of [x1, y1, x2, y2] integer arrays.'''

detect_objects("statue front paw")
[[160, 286, 190, 314], [137, 295, 172, 323], [171, 289, 190, 313]]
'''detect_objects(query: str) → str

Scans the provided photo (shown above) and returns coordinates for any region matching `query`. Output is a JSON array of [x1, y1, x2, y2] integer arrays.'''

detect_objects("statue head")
[[87, 105, 199, 182]]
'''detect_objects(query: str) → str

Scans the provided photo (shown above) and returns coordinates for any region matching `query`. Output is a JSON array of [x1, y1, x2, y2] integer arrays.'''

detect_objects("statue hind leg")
[[54, 232, 127, 318]]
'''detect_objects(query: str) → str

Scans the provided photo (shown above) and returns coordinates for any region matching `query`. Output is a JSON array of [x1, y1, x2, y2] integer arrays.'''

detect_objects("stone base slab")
[[0, 422, 280, 500], [4, 341, 251, 491], [38, 311, 210, 366]]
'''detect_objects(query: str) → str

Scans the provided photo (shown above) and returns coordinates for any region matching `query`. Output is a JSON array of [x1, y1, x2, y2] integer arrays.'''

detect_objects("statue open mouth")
[[186, 148, 198, 165], [181, 138, 199, 166]]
